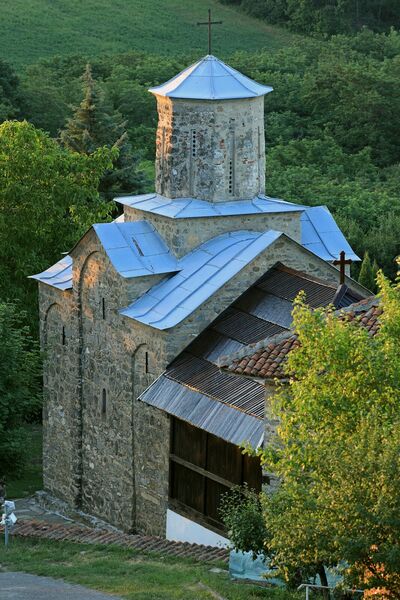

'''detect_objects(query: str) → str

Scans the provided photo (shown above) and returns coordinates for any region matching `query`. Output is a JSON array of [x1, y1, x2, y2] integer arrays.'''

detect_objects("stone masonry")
[[154, 96, 265, 201], [36, 55, 365, 539]]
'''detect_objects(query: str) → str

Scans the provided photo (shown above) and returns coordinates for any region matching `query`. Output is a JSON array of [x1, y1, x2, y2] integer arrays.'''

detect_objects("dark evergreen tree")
[[60, 64, 146, 199], [358, 251, 378, 292], [0, 59, 21, 122]]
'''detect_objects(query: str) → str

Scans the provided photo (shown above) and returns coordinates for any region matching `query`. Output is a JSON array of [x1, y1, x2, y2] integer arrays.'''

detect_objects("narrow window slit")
[[62, 326, 66, 346], [191, 130, 197, 158], [145, 351, 149, 374], [228, 160, 233, 194], [102, 298, 106, 320], [102, 389, 107, 416]]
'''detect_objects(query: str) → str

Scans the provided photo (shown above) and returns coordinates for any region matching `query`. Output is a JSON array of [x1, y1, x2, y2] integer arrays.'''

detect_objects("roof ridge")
[[218, 328, 295, 368], [218, 295, 379, 372], [147, 233, 260, 327]]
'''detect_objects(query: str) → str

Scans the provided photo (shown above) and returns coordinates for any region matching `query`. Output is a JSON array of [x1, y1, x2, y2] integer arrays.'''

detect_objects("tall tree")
[[0, 120, 114, 327], [60, 64, 146, 199], [0, 59, 21, 122], [0, 302, 41, 476], [262, 271, 400, 596], [358, 251, 378, 291]]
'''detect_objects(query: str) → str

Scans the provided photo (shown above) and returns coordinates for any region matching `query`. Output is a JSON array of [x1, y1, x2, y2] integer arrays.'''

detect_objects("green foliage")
[[0, 59, 21, 122], [358, 252, 378, 291], [0, 120, 114, 325], [16, 31, 400, 276], [60, 64, 146, 199], [261, 271, 400, 595], [219, 0, 400, 34], [0, 0, 295, 67], [0, 303, 41, 477], [219, 484, 269, 558]]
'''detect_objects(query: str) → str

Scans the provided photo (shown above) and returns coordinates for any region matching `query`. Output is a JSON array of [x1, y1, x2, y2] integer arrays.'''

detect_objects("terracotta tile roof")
[[3, 520, 229, 563], [219, 296, 381, 381]]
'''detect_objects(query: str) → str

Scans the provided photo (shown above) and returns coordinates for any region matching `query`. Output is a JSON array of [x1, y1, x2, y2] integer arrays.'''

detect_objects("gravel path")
[[0, 572, 122, 600]]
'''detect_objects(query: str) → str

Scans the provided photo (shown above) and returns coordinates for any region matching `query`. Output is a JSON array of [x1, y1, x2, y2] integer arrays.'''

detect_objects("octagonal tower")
[[149, 55, 273, 202]]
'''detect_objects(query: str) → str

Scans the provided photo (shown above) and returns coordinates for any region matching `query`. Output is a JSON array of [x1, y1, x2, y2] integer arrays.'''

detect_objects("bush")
[[0, 302, 42, 477], [219, 484, 269, 558]]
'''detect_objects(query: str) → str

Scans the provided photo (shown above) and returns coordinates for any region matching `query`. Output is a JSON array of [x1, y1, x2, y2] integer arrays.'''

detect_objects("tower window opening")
[[191, 130, 197, 158], [145, 351, 149, 374], [228, 160, 234, 194], [102, 389, 107, 416], [102, 297, 106, 320], [62, 326, 66, 346]]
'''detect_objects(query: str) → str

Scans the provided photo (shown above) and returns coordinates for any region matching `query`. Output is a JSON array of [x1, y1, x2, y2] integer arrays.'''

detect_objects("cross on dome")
[[197, 9, 223, 56]]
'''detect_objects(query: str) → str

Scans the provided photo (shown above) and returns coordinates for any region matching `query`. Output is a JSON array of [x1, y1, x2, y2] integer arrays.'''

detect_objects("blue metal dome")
[[148, 55, 273, 100]]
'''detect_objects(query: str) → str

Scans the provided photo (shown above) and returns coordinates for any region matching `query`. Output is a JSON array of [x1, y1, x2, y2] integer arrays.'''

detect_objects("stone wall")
[[39, 229, 173, 534], [124, 207, 302, 258], [39, 284, 81, 506], [38, 224, 367, 538], [154, 96, 265, 201]]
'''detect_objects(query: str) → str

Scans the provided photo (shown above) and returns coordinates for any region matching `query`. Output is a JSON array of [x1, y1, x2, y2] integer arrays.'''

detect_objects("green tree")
[[358, 251, 378, 291], [262, 270, 400, 595], [0, 120, 114, 327], [60, 63, 146, 199], [0, 59, 21, 122], [0, 302, 41, 476]]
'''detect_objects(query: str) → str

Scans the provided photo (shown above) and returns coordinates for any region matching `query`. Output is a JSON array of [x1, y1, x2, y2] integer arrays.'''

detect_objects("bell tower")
[[149, 55, 273, 202]]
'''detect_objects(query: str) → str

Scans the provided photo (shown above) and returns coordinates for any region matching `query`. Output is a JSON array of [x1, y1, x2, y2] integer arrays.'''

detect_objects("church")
[[31, 54, 369, 546]]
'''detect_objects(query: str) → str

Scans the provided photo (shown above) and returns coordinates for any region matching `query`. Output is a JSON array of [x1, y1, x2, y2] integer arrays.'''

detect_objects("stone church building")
[[32, 55, 368, 545]]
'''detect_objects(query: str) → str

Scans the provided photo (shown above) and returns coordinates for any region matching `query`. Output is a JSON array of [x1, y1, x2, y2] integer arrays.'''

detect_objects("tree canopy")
[[60, 63, 146, 199], [261, 270, 400, 595], [0, 302, 41, 475], [0, 120, 114, 325]]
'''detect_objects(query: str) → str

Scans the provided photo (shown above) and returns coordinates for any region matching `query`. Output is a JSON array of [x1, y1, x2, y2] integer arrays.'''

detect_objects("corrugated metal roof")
[[166, 353, 265, 418], [140, 263, 367, 442], [257, 264, 338, 308], [212, 307, 286, 344], [301, 206, 360, 261], [93, 221, 179, 278], [148, 55, 273, 100], [29, 255, 73, 290], [120, 230, 282, 329], [116, 193, 303, 218], [139, 375, 264, 448]]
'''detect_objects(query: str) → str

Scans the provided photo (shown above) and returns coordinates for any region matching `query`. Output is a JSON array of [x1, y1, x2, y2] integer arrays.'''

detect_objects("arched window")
[[101, 389, 107, 416]]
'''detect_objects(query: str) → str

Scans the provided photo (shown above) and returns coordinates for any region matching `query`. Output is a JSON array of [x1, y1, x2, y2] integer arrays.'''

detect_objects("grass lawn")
[[1, 0, 298, 67], [5, 424, 43, 499], [0, 537, 299, 600]]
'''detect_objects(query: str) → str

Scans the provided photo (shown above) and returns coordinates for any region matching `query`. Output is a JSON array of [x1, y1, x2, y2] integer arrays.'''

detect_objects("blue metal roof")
[[149, 55, 273, 100], [301, 206, 360, 262], [116, 193, 303, 218], [93, 221, 179, 278], [120, 230, 282, 330], [29, 255, 73, 290]]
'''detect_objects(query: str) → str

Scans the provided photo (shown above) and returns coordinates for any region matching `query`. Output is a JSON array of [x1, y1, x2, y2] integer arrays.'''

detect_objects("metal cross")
[[333, 250, 352, 285], [197, 9, 222, 55]]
